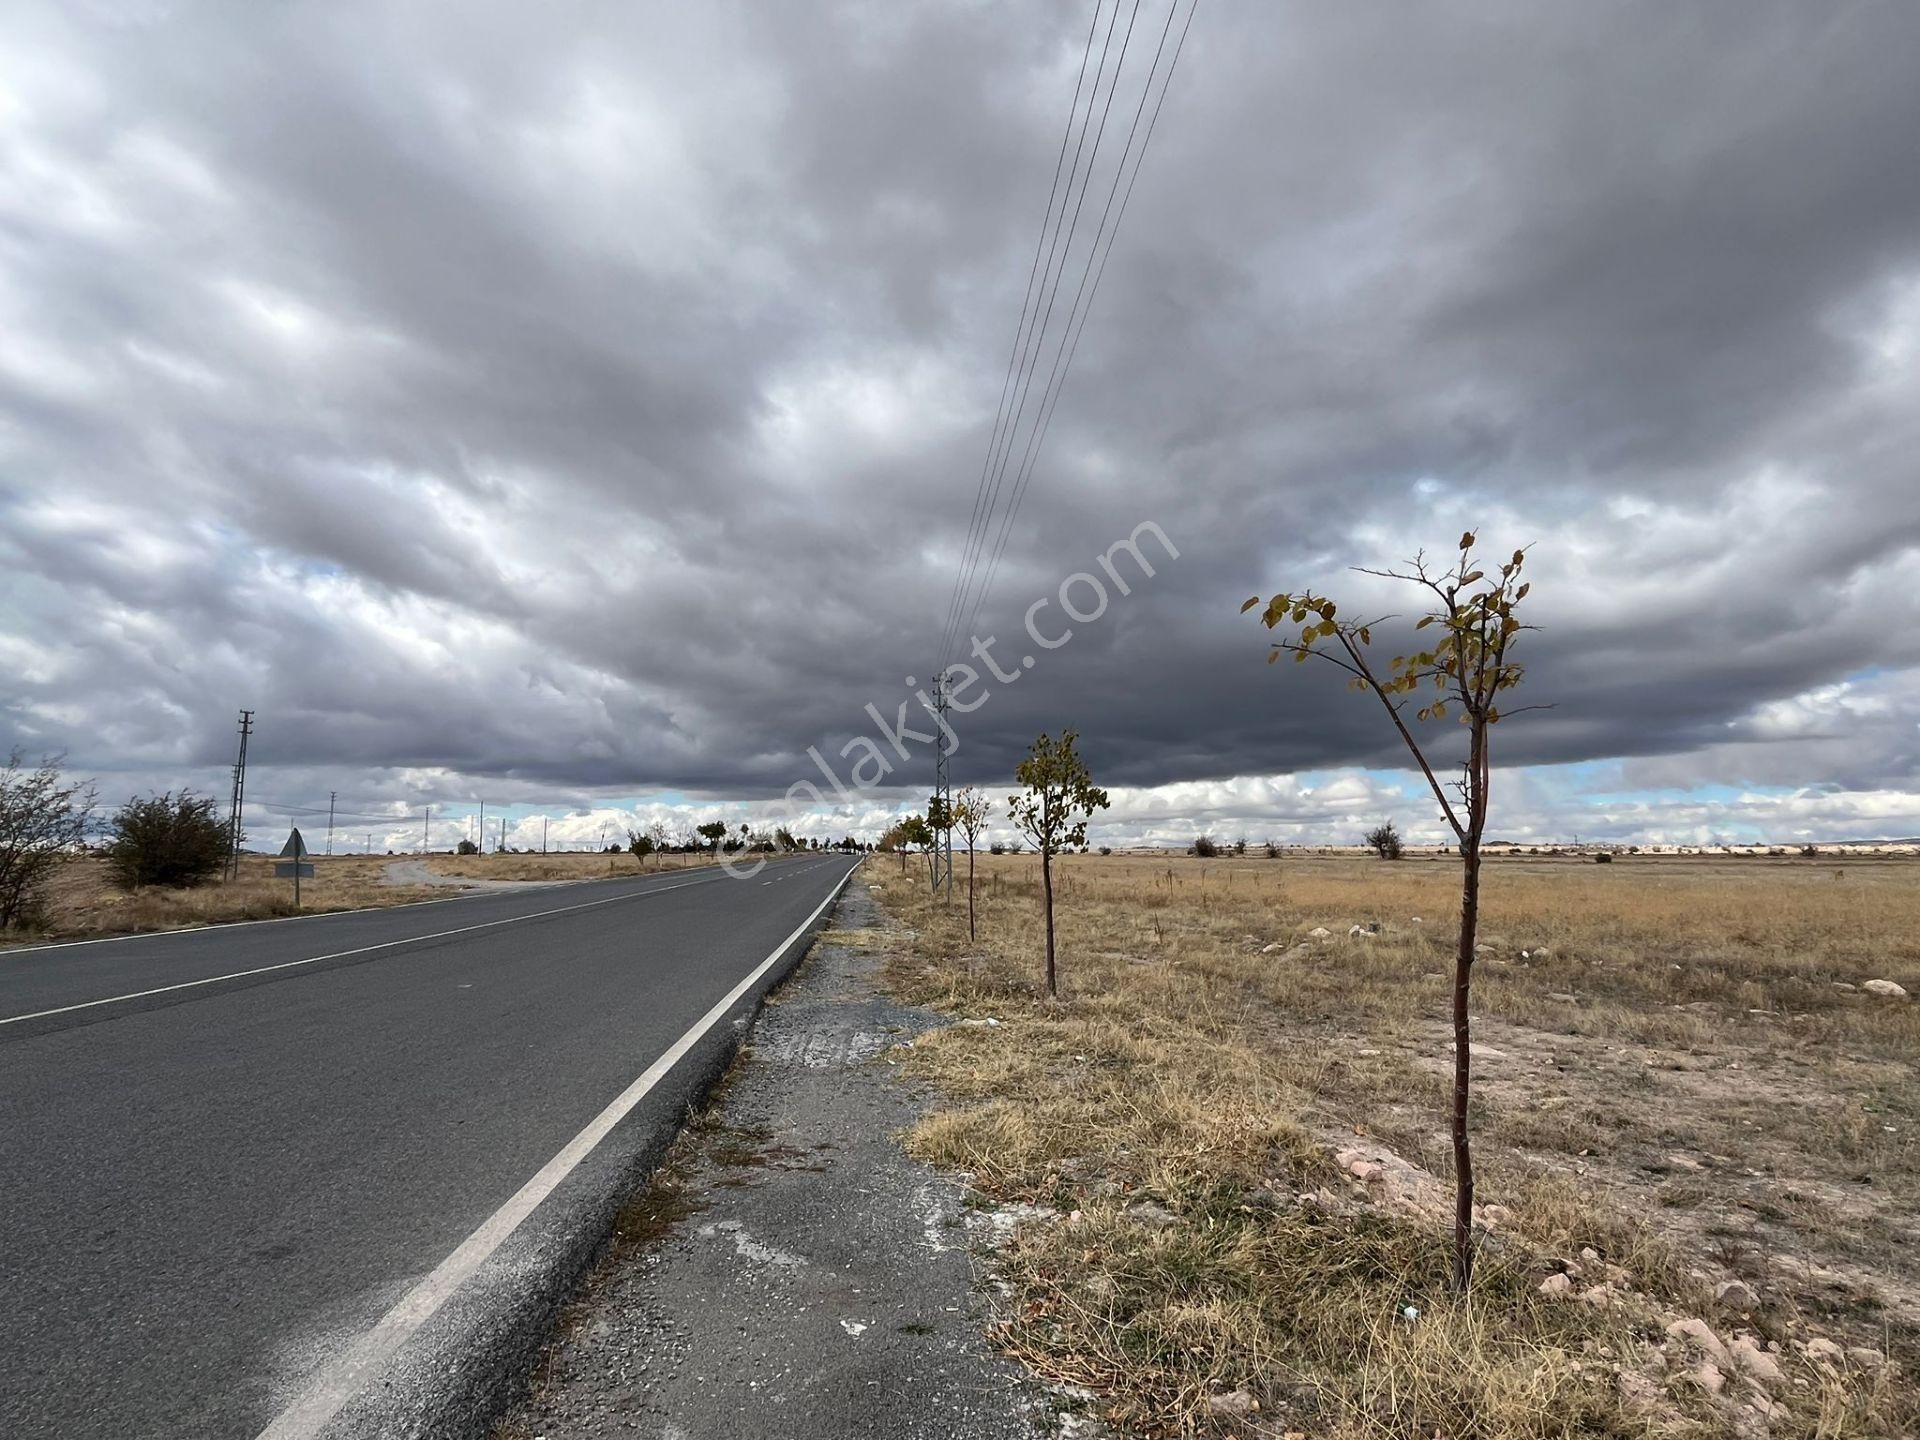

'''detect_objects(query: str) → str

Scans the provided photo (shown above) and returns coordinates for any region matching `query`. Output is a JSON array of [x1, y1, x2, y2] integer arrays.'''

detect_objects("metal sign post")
[[275, 828, 314, 909]]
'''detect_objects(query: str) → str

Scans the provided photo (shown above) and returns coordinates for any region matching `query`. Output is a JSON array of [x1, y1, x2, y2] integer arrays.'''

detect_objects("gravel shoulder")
[[493, 877, 1052, 1440]]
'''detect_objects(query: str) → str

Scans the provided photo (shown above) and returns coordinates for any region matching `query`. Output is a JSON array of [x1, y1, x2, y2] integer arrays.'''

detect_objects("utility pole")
[[366, 832, 373, 855], [542, 816, 548, 854], [478, 800, 486, 854], [326, 791, 336, 856], [423, 806, 431, 853], [499, 817, 507, 853], [929, 671, 952, 896], [224, 709, 254, 881]]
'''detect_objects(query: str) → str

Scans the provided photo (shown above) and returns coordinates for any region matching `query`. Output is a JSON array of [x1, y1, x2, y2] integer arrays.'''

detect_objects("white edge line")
[[1, 876, 731, 1028], [256, 858, 861, 1440]]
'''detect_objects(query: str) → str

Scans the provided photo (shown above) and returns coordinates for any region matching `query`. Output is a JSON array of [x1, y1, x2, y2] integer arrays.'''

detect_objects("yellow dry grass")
[[2, 849, 798, 947], [870, 850, 1919, 1439], [423, 850, 723, 882], [2, 853, 446, 945]]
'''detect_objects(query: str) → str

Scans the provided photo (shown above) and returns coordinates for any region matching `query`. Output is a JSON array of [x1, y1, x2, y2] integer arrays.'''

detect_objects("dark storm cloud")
[[3, 0, 1918, 834]]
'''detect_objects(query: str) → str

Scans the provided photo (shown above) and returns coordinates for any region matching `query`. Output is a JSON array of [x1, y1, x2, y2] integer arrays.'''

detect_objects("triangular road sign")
[[280, 828, 308, 858]]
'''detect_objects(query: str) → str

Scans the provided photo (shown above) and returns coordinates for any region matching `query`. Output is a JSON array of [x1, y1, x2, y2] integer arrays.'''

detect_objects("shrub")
[[1232, 836, 1248, 856], [107, 790, 228, 889], [1191, 834, 1219, 858], [1098, 845, 1113, 856], [0, 750, 95, 929], [989, 840, 1006, 855], [1364, 820, 1404, 861], [1264, 839, 1281, 859], [456, 838, 481, 856]]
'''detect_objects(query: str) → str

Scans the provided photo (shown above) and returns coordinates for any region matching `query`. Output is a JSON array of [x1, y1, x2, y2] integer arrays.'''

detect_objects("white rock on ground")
[[1729, 1333, 1783, 1384], [1205, 1389, 1256, 1417], [1666, 1317, 1733, 1369], [1862, 979, 1908, 999]]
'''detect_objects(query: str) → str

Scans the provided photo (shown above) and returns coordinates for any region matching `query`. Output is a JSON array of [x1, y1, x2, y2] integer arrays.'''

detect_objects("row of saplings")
[[896, 532, 1531, 1294], [0, 757, 232, 931]]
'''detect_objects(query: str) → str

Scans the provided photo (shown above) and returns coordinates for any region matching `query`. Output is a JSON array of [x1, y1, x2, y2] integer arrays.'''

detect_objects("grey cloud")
[[3, 0, 1919, 838]]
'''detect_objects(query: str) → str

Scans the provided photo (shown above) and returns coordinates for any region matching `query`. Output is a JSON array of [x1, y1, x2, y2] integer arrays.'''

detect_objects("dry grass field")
[[0, 848, 734, 947], [423, 850, 723, 882], [866, 850, 1919, 1439], [3, 853, 445, 944]]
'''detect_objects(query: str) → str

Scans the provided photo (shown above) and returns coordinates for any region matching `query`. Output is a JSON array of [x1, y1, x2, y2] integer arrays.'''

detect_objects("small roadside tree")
[[107, 790, 229, 889], [899, 813, 936, 884], [696, 820, 727, 853], [925, 794, 952, 894], [1246, 531, 1537, 1290], [1365, 820, 1404, 860], [0, 750, 95, 930], [627, 829, 656, 863], [951, 786, 992, 940], [1009, 730, 1109, 999]]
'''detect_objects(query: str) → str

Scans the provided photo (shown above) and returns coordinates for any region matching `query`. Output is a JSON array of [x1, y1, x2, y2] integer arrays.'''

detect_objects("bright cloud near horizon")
[[3, 1, 1918, 852]]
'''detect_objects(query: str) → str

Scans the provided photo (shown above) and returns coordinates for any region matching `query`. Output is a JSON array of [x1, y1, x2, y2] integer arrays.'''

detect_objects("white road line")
[[255, 860, 860, 1440], [0, 876, 726, 1028]]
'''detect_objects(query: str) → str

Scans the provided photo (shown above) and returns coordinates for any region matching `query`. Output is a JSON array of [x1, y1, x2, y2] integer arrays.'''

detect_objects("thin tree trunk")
[[1041, 847, 1056, 998], [1451, 835, 1479, 1289], [967, 845, 976, 941]]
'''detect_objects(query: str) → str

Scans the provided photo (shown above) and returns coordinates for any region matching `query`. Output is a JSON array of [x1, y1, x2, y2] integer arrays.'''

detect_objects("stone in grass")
[[1537, 1272, 1575, 1299], [1714, 1279, 1759, 1311], [1728, 1333, 1782, 1384], [1862, 979, 1908, 999], [1666, 1317, 1733, 1369], [1206, 1390, 1257, 1417], [1125, 1200, 1178, 1230], [1307, 926, 1332, 940]]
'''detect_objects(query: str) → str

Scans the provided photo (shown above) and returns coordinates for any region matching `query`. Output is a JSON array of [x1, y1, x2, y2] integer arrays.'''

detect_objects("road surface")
[[0, 854, 861, 1439]]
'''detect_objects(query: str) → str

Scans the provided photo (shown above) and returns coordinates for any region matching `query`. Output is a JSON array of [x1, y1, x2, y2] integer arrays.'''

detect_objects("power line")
[[956, 0, 1200, 652], [940, 0, 1142, 670], [936, 0, 1109, 664]]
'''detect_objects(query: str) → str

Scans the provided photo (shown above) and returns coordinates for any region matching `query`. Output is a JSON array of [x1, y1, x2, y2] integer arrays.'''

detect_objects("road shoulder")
[[493, 877, 1054, 1440]]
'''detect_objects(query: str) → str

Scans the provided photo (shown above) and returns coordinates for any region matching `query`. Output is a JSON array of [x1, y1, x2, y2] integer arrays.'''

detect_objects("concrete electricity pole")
[[929, 672, 952, 895], [326, 791, 336, 856], [224, 709, 254, 881]]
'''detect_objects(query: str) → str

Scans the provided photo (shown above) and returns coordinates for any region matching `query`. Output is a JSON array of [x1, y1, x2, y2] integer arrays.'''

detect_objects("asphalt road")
[[0, 854, 861, 1440]]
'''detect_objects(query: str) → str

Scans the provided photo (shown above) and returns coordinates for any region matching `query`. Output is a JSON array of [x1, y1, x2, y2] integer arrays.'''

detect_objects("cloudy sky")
[[3, 0, 1917, 851]]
